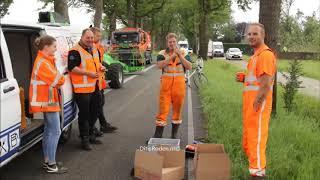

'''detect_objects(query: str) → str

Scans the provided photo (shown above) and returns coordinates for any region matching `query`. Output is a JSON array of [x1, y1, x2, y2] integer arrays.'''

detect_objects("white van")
[[0, 22, 77, 167], [207, 40, 224, 58], [178, 40, 193, 54]]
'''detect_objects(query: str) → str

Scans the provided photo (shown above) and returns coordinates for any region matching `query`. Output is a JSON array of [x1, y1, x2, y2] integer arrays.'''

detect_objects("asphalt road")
[[0, 63, 206, 180]]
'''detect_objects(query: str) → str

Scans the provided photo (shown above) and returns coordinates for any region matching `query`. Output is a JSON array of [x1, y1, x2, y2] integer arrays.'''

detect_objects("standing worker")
[[236, 23, 276, 178], [29, 35, 67, 173], [152, 33, 192, 139], [90, 27, 118, 135], [68, 29, 106, 150]]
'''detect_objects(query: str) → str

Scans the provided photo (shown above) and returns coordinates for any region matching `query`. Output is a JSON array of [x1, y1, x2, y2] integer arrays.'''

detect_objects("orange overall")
[[242, 44, 276, 176], [155, 50, 186, 126]]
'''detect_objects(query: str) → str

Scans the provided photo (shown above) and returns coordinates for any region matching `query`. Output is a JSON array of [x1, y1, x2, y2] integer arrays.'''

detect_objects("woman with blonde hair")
[[29, 35, 67, 173]]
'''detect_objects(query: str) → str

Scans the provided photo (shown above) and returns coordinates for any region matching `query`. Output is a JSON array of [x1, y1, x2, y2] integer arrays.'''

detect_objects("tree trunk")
[[198, 0, 208, 60], [133, 0, 139, 27], [127, 0, 134, 27], [93, 0, 103, 28], [259, 0, 282, 115], [54, 0, 70, 24], [108, 10, 116, 39]]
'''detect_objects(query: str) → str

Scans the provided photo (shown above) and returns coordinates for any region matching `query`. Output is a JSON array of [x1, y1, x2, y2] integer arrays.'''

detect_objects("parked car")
[[225, 48, 243, 60]]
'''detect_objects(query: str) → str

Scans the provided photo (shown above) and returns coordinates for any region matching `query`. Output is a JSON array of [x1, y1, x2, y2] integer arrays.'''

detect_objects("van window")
[[0, 49, 6, 80]]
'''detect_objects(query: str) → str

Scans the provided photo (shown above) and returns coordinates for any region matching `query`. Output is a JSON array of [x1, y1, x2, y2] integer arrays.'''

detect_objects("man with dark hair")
[[91, 27, 118, 135], [68, 29, 106, 150]]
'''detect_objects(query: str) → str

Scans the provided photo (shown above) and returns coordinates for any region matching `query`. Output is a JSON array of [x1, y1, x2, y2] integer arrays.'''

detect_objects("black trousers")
[[97, 90, 108, 127], [74, 89, 100, 139]]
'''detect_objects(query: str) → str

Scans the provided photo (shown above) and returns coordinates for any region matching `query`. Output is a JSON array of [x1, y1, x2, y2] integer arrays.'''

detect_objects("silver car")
[[226, 48, 243, 60]]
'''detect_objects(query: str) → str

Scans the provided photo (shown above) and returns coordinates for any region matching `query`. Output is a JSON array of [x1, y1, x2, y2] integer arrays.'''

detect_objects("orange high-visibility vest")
[[29, 51, 65, 113], [244, 47, 274, 92], [160, 50, 186, 79], [95, 43, 105, 63], [69, 43, 101, 93], [94, 43, 107, 89]]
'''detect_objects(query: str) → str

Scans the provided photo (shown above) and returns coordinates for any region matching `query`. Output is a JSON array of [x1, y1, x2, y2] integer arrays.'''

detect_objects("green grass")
[[277, 60, 320, 80], [199, 60, 320, 179], [242, 55, 320, 80]]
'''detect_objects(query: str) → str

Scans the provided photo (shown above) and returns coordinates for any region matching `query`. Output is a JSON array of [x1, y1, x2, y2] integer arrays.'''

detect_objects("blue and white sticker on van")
[[0, 123, 20, 163], [63, 100, 77, 127]]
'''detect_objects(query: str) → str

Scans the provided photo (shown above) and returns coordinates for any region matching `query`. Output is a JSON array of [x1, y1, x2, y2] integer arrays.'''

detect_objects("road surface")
[[0, 64, 206, 180]]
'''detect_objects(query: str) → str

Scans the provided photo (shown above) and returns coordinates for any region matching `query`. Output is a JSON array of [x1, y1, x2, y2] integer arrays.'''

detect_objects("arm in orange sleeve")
[[37, 62, 65, 87], [256, 50, 276, 78]]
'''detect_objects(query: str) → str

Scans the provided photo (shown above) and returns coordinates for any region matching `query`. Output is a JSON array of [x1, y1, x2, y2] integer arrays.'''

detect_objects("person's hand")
[[100, 65, 106, 72], [87, 72, 98, 78], [174, 47, 182, 58], [235, 75, 242, 82], [253, 97, 262, 112], [236, 72, 245, 82], [169, 53, 177, 60]]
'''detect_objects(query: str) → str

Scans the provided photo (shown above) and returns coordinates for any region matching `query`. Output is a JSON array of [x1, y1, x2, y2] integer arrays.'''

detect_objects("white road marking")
[[187, 86, 195, 180]]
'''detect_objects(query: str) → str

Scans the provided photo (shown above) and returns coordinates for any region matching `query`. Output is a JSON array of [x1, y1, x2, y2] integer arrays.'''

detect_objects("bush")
[[280, 60, 304, 112]]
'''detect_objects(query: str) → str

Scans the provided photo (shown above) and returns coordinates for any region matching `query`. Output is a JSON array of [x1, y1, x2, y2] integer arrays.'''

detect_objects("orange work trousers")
[[156, 76, 185, 126], [242, 91, 272, 176]]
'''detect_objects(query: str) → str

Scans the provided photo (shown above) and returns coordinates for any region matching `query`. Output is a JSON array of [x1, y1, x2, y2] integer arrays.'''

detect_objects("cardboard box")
[[134, 150, 185, 180], [194, 144, 231, 180]]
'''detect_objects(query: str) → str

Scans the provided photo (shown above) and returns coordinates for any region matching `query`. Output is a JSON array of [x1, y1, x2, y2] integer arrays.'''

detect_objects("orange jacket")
[[94, 42, 105, 63], [29, 51, 65, 113], [69, 43, 102, 93], [94, 43, 107, 89]]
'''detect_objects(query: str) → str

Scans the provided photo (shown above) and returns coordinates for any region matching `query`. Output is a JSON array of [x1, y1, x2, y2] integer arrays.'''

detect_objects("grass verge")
[[242, 55, 320, 80], [199, 60, 320, 179]]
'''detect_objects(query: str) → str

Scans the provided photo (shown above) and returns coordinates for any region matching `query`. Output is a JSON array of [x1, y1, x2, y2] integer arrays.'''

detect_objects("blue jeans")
[[43, 112, 61, 165]]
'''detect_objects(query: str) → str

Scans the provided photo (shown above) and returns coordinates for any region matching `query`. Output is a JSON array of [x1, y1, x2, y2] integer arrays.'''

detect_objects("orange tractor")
[[108, 27, 152, 72]]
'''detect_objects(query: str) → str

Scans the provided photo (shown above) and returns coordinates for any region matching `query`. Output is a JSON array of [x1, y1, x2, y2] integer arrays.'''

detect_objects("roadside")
[[0, 62, 207, 180], [220, 58, 320, 99], [200, 60, 320, 179]]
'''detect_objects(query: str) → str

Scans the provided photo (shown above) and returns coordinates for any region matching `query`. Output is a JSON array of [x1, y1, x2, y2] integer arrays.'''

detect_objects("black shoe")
[[89, 136, 103, 144], [100, 125, 118, 133], [43, 162, 63, 169], [46, 164, 68, 174], [153, 126, 164, 138], [81, 138, 92, 151], [93, 127, 103, 137], [171, 124, 180, 139]]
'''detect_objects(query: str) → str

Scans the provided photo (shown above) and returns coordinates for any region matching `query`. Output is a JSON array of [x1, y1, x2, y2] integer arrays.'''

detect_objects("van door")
[[0, 29, 21, 166], [55, 35, 77, 129], [45, 28, 77, 130]]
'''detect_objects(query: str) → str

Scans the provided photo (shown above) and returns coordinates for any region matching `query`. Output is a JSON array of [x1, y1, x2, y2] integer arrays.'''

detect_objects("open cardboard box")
[[194, 144, 231, 180], [134, 149, 185, 180]]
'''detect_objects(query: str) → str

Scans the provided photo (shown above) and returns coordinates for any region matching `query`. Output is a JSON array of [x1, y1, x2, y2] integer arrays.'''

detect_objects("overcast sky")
[[2, 0, 320, 29]]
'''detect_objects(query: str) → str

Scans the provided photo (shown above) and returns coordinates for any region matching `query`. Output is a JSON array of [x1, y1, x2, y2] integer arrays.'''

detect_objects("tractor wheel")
[[107, 63, 124, 89]]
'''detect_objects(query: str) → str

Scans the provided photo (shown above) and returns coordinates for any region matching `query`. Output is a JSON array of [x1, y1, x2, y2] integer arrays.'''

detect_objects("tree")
[[198, 0, 229, 59], [93, 0, 103, 27], [259, 0, 282, 115], [0, 0, 13, 18], [39, 0, 70, 23]]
